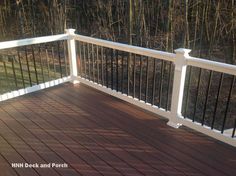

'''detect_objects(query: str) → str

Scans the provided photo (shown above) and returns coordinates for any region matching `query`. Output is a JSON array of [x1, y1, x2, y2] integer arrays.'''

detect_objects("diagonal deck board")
[[0, 83, 235, 176], [54, 84, 236, 175]]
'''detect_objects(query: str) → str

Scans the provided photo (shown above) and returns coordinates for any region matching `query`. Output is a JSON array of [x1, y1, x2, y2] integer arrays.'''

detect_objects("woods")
[[0, 0, 235, 64]]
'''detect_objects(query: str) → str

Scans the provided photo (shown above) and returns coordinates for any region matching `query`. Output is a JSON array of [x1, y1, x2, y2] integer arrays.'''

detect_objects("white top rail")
[[74, 34, 175, 62], [187, 56, 236, 76], [0, 32, 235, 76], [0, 34, 69, 50], [74, 34, 236, 76]]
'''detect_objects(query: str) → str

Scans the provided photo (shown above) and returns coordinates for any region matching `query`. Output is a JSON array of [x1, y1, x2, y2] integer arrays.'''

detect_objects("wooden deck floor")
[[0, 83, 235, 176]]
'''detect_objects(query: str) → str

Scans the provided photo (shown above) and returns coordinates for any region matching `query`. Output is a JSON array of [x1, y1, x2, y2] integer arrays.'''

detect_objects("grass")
[[0, 58, 68, 94]]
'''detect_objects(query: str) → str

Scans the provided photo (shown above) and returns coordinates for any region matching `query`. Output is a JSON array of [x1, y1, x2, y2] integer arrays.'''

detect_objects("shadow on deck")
[[0, 83, 235, 176]]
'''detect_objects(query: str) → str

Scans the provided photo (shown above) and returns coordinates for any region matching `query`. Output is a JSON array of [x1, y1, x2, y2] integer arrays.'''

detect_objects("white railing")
[[0, 29, 236, 147], [0, 34, 68, 50], [0, 30, 72, 101]]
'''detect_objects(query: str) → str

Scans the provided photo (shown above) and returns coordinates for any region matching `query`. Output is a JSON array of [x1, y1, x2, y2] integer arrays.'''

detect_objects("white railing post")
[[65, 29, 79, 84], [168, 48, 191, 128]]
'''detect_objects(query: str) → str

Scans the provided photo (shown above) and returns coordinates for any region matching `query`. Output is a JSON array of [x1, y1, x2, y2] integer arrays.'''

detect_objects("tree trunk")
[[166, 0, 172, 51], [16, 0, 25, 38], [129, 0, 133, 45], [184, 0, 190, 48], [208, 1, 220, 58], [231, 0, 236, 64]]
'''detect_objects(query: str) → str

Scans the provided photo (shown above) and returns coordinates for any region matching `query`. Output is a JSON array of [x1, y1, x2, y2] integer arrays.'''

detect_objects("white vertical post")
[[65, 29, 79, 84], [167, 48, 191, 128]]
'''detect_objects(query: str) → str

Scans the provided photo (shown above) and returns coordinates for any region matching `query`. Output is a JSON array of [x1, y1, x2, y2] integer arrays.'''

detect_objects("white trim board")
[[0, 76, 72, 102]]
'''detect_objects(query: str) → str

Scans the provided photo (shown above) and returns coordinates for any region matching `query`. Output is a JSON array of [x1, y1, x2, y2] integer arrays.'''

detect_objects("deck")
[[0, 83, 235, 176]]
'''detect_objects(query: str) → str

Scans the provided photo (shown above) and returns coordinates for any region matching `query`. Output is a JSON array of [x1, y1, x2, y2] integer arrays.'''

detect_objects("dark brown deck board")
[[43, 89, 192, 176], [48, 84, 234, 175], [0, 83, 235, 176], [0, 154, 19, 176], [10, 102, 123, 176], [20, 93, 152, 175], [1, 101, 102, 176]]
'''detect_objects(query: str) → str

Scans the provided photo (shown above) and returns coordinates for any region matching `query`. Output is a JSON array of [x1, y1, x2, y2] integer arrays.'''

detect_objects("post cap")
[[65, 29, 76, 34], [174, 48, 191, 57]]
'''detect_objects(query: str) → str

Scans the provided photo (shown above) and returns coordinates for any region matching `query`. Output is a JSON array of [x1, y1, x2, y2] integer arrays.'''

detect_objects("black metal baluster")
[[202, 70, 213, 125], [166, 62, 172, 110], [3, 61, 10, 90], [193, 68, 202, 121], [82, 43, 86, 77], [63, 41, 68, 76], [159, 60, 165, 107], [38, 46, 45, 83], [51, 47, 56, 79], [87, 44, 91, 80], [0, 64, 3, 92], [105, 48, 109, 87], [101, 47, 104, 85], [17, 50, 25, 88], [96, 45, 100, 83], [152, 59, 157, 105], [111, 49, 114, 90], [139, 56, 143, 100], [127, 54, 131, 96], [92, 44, 95, 82], [11, 59, 18, 89], [211, 73, 224, 129], [116, 50, 119, 91], [83, 43, 87, 79], [24, 46, 32, 86], [221, 76, 235, 133], [121, 52, 124, 93], [232, 119, 236, 138], [78, 41, 82, 76], [57, 42, 63, 78], [145, 57, 149, 102], [45, 47, 51, 79], [31, 46, 39, 84], [133, 54, 136, 97], [183, 66, 192, 117]]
